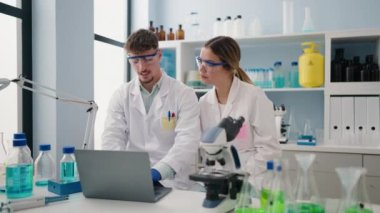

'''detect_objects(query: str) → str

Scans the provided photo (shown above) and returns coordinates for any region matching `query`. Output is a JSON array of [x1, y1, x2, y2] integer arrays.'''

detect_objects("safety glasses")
[[127, 50, 159, 65], [195, 56, 226, 69]]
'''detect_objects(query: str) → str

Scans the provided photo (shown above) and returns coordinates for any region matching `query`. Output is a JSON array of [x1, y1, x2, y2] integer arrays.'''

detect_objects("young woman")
[[197, 36, 281, 184]]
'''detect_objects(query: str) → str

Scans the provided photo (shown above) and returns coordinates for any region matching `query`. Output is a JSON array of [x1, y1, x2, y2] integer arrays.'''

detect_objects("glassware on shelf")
[[293, 153, 325, 213], [336, 167, 373, 213], [302, 7, 315, 33], [287, 108, 301, 142]]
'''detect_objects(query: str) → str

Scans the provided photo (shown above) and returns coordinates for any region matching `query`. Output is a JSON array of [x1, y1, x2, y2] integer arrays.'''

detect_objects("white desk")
[[2, 189, 380, 213]]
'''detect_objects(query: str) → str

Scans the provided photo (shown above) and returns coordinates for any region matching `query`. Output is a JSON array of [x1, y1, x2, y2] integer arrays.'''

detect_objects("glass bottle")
[[155, 27, 160, 39], [13, 132, 31, 155], [60, 146, 78, 183], [273, 61, 285, 88], [5, 138, 33, 199], [213, 17, 223, 37], [159, 25, 166, 41], [167, 28, 175, 40], [176, 24, 185, 40], [148, 20, 155, 32], [288, 61, 300, 88], [34, 144, 56, 186], [302, 7, 315, 33], [260, 160, 275, 210]]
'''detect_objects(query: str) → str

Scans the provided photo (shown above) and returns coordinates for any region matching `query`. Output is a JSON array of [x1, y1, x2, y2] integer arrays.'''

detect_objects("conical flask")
[[294, 153, 325, 213], [336, 167, 373, 213], [267, 159, 296, 213], [287, 108, 301, 142], [235, 174, 264, 213]]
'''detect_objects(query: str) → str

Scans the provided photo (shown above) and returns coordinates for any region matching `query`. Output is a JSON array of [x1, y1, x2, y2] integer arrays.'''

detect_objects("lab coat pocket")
[[161, 116, 176, 130]]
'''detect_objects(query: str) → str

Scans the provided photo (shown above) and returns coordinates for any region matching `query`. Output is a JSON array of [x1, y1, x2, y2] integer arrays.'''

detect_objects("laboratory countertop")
[[2, 189, 380, 213], [280, 143, 380, 155]]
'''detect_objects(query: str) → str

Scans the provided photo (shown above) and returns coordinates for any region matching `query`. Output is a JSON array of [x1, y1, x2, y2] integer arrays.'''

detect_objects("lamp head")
[[0, 78, 11, 91]]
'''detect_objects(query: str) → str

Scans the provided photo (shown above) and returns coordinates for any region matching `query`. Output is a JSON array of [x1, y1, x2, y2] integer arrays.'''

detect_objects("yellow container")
[[298, 42, 324, 87]]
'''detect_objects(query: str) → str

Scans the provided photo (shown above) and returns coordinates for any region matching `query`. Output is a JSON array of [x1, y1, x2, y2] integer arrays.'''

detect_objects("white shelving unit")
[[159, 29, 380, 203]]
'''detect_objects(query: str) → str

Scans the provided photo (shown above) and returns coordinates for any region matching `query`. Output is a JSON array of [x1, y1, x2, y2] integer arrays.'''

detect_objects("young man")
[[101, 29, 201, 189]]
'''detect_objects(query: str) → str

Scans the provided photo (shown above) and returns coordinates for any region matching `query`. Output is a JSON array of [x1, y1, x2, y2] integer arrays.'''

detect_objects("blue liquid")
[[289, 71, 300, 88], [6, 164, 33, 199], [60, 162, 77, 182], [274, 76, 285, 88]]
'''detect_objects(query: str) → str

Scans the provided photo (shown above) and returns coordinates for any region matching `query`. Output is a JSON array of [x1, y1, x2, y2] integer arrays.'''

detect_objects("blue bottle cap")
[[266, 160, 274, 170], [276, 165, 282, 172], [291, 61, 298, 66], [39, 144, 51, 151], [13, 138, 27, 147], [274, 61, 282, 66], [13, 132, 26, 139], [63, 146, 75, 154]]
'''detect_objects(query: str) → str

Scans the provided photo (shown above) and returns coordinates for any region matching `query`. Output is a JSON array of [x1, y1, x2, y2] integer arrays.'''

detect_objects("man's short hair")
[[125, 29, 158, 54]]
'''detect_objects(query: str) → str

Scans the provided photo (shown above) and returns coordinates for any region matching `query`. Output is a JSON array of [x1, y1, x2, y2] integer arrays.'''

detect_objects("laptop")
[[75, 149, 172, 203]]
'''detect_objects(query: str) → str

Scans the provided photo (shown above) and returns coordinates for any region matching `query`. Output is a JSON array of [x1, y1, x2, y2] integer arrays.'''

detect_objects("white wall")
[[32, 0, 94, 166]]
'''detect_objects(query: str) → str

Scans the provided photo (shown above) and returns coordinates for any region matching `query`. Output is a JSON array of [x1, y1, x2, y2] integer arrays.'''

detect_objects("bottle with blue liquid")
[[288, 61, 300, 88], [34, 144, 56, 186], [5, 138, 34, 199], [60, 146, 78, 183], [273, 61, 285, 88]]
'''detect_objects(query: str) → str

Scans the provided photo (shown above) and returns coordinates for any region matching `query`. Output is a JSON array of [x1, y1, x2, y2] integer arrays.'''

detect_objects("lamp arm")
[[11, 75, 98, 149]]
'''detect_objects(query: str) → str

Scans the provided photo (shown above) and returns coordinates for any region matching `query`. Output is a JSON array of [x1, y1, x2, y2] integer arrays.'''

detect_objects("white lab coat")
[[199, 76, 281, 184], [101, 72, 201, 190]]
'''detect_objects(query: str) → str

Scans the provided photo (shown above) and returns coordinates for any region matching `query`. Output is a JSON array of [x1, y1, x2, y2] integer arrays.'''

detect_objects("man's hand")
[[151, 168, 162, 182]]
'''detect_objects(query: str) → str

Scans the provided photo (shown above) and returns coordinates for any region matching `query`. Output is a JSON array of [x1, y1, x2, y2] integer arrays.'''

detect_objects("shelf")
[[281, 143, 380, 154], [326, 82, 380, 95]]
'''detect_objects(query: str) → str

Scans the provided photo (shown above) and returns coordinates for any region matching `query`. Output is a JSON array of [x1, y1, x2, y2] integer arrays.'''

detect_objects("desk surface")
[[2, 189, 380, 213]]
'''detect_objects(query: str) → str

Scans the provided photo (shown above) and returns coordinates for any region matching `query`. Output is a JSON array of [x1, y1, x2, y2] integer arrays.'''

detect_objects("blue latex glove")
[[151, 168, 162, 182]]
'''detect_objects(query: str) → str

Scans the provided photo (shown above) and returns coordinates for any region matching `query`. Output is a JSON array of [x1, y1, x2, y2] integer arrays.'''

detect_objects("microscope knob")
[[217, 158, 226, 166]]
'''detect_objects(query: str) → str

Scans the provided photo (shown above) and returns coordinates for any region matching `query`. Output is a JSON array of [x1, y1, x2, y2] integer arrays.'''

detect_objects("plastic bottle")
[[260, 160, 275, 210], [223, 16, 233, 36], [213, 17, 223, 37], [159, 25, 166, 41], [188, 11, 200, 40], [5, 138, 33, 199], [167, 28, 175, 40], [273, 61, 285, 88], [176, 24, 185, 40], [288, 61, 300, 88], [298, 42, 324, 87], [60, 146, 78, 183], [34, 144, 56, 186], [233, 15, 245, 38]]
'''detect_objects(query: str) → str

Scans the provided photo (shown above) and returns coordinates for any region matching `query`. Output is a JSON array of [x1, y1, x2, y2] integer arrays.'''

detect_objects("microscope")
[[274, 104, 289, 144], [189, 116, 246, 213]]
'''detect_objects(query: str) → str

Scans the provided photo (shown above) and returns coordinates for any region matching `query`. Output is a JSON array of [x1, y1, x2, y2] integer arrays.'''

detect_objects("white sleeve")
[[101, 87, 129, 150]]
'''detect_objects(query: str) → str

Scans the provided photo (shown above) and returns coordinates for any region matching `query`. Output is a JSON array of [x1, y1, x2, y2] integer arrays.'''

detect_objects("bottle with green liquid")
[[60, 146, 78, 183], [260, 160, 275, 209]]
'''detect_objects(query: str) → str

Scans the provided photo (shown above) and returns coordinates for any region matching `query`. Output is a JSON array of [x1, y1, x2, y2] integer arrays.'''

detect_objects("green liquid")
[[267, 190, 285, 213], [344, 206, 373, 213], [6, 164, 33, 199], [260, 188, 271, 208], [60, 162, 77, 183], [235, 207, 265, 213], [290, 203, 325, 213]]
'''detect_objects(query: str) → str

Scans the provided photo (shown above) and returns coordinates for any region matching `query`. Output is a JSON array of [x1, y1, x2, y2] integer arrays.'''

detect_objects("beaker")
[[303, 119, 313, 136], [336, 167, 373, 213], [293, 153, 325, 213]]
